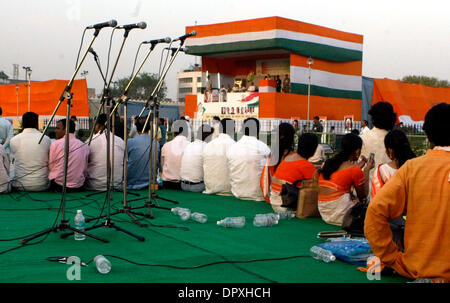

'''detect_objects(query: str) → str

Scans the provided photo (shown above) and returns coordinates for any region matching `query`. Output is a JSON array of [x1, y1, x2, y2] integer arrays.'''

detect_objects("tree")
[[400, 75, 450, 88], [108, 72, 167, 100]]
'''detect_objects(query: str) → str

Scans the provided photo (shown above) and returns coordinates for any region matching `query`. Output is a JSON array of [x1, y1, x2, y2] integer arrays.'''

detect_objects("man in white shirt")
[[180, 124, 214, 192], [308, 143, 325, 167], [203, 118, 236, 195], [85, 114, 124, 191], [360, 119, 370, 135], [160, 119, 190, 190], [211, 116, 221, 140], [10, 112, 51, 191], [360, 102, 397, 183], [227, 118, 270, 201], [0, 107, 14, 157]]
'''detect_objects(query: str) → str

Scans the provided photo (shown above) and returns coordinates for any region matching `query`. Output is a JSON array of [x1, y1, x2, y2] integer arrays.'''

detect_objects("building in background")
[[176, 64, 203, 103]]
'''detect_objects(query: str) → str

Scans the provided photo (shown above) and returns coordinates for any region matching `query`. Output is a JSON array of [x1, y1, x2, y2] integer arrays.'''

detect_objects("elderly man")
[[203, 118, 236, 194], [365, 103, 450, 282], [85, 114, 124, 191], [10, 112, 51, 191], [48, 118, 89, 192], [227, 118, 270, 201]]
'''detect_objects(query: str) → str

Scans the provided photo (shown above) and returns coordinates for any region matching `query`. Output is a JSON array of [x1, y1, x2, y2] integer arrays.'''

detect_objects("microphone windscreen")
[[109, 19, 118, 27], [191, 30, 197, 36], [139, 22, 147, 29], [165, 37, 171, 43]]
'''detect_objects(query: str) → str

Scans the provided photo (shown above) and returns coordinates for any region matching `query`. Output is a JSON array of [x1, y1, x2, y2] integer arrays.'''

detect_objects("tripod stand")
[[22, 27, 108, 244], [62, 26, 147, 240], [129, 45, 191, 217], [108, 38, 173, 220]]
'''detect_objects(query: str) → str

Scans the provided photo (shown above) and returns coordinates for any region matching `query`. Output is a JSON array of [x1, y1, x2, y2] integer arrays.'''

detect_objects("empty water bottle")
[[178, 208, 191, 221], [191, 212, 207, 223], [171, 207, 189, 215], [94, 255, 111, 274], [217, 217, 245, 228], [253, 214, 279, 227], [275, 209, 296, 219], [74, 210, 86, 241], [310, 245, 336, 263]]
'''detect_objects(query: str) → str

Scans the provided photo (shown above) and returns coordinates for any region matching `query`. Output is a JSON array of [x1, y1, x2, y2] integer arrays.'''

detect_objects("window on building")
[[197, 77, 201, 82], [179, 77, 193, 83], [179, 87, 193, 93]]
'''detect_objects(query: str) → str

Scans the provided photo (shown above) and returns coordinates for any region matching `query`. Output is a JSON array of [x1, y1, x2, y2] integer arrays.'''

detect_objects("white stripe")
[[186, 29, 362, 52], [291, 66, 362, 91]]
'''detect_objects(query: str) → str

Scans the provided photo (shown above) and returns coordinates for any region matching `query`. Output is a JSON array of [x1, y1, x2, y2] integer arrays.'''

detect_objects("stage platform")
[[0, 189, 408, 283]]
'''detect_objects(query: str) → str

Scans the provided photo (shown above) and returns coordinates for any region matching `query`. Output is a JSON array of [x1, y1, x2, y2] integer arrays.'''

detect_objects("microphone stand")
[[21, 28, 108, 244], [105, 40, 164, 225], [62, 29, 146, 241], [65, 28, 147, 241], [129, 44, 188, 218]]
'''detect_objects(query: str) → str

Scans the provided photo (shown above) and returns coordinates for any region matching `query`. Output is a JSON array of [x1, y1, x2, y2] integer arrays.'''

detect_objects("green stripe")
[[291, 83, 362, 99], [187, 39, 362, 62]]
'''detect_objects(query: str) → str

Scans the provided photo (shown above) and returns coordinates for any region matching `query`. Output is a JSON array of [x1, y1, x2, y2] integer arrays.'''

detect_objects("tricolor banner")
[[290, 54, 363, 100], [185, 17, 363, 62]]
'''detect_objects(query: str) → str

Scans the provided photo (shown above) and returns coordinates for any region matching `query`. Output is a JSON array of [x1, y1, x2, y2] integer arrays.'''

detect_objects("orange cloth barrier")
[[0, 79, 89, 117], [372, 78, 450, 121]]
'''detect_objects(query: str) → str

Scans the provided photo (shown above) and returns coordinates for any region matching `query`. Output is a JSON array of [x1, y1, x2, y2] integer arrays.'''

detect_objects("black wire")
[[130, 42, 144, 79], [105, 28, 116, 84], [74, 28, 88, 70], [83, 254, 309, 271]]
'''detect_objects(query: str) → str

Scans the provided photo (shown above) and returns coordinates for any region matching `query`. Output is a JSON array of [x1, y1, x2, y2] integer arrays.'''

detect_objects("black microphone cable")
[[74, 28, 88, 70]]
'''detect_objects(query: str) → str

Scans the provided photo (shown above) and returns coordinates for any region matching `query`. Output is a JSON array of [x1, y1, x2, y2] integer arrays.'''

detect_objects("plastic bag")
[[317, 239, 373, 265]]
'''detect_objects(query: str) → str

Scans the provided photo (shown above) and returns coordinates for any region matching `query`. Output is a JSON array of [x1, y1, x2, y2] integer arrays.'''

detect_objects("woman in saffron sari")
[[318, 133, 374, 225]]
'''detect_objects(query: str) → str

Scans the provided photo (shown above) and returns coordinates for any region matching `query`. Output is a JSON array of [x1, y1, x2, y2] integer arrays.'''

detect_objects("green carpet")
[[0, 189, 408, 283]]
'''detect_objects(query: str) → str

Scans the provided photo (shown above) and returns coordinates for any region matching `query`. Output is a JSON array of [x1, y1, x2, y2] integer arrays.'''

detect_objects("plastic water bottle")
[[178, 208, 191, 221], [94, 255, 111, 274], [310, 245, 336, 263], [253, 214, 279, 227], [171, 207, 189, 215], [410, 278, 432, 283], [74, 210, 86, 241], [191, 212, 207, 223], [217, 217, 245, 228], [275, 209, 296, 219]]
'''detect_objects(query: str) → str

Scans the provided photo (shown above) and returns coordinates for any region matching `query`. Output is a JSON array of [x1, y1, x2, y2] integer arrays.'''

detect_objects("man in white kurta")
[[203, 118, 235, 194], [0, 107, 14, 156], [85, 114, 124, 190], [10, 112, 51, 191], [227, 118, 270, 201]]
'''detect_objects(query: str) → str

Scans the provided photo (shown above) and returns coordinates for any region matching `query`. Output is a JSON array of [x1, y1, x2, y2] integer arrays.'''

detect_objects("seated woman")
[[260, 123, 295, 203], [318, 133, 374, 226], [371, 129, 416, 199], [270, 133, 319, 211]]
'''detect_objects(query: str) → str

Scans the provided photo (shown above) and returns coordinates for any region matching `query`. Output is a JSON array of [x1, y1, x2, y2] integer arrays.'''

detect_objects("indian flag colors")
[[290, 54, 363, 100], [185, 16, 363, 62]]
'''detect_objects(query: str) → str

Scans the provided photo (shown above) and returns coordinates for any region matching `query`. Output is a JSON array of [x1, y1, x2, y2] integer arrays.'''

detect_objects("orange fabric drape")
[[0, 79, 89, 117], [371, 78, 450, 121]]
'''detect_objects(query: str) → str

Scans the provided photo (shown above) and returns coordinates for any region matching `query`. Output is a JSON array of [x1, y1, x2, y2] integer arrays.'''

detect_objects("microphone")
[[143, 37, 171, 45], [165, 47, 189, 52], [86, 19, 118, 29], [89, 47, 98, 58], [116, 22, 147, 30], [172, 30, 197, 42]]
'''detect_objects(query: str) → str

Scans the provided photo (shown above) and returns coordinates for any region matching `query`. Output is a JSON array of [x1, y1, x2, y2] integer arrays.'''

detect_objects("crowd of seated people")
[[1, 101, 448, 282]]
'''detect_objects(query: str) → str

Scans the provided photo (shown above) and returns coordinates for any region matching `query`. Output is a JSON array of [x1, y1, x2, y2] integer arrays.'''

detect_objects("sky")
[[1, 0, 449, 101]]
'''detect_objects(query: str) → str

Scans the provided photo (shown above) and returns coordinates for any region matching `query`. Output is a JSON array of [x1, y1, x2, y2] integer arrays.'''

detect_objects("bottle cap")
[[77, 210, 82, 214]]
